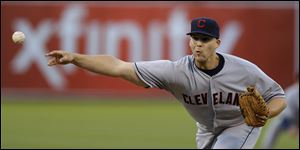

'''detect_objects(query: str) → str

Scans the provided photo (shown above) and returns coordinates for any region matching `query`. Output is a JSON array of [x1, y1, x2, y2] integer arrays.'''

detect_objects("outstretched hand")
[[45, 50, 75, 66]]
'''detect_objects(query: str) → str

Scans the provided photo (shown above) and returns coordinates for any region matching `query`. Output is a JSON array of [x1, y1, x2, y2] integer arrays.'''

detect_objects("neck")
[[195, 53, 219, 70]]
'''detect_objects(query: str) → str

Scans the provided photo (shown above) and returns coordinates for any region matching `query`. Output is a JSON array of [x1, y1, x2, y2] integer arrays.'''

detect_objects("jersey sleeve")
[[249, 66, 285, 102], [134, 60, 176, 90]]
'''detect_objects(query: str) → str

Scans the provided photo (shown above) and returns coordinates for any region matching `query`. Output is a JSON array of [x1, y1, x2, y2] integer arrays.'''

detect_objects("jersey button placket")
[[209, 77, 217, 131]]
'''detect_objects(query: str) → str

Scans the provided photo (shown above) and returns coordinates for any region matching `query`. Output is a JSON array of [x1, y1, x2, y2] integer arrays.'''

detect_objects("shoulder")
[[172, 55, 194, 70], [221, 53, 257, 67], [173, 55, 193, 64], [134, 55, 192, 71], [220, 52, 262, 73]]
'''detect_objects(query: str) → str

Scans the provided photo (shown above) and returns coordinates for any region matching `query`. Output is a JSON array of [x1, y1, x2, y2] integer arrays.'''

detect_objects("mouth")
[[194, 52, 202, 58], [194, 48, 202, 53]]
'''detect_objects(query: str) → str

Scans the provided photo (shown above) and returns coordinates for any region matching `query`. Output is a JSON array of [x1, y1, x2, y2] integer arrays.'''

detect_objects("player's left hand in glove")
[[239, 86, 270, 127]]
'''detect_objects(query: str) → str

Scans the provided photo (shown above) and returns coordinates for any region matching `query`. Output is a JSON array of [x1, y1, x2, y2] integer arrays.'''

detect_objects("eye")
[[191, 36, 200, 41], [191, 35, 213, 43], [200, 37, 213, 42]]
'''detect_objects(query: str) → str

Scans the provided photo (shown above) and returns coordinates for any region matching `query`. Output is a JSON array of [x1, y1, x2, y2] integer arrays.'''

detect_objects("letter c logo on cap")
[[197, 19, 206, 28]]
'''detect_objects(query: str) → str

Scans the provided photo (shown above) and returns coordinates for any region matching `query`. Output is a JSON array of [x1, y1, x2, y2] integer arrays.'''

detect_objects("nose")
[[195, 40, 203, 47]]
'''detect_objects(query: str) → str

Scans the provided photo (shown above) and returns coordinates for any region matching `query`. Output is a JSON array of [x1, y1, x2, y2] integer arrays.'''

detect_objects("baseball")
[[12, 31, 25, 44]]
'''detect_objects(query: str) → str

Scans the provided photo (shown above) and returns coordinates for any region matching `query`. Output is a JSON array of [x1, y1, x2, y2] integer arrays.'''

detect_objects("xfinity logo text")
[[10, 4, 242, 90]]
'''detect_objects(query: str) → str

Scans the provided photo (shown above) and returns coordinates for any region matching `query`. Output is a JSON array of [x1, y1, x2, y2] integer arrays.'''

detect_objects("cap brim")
[[186, 31, 215, 38]]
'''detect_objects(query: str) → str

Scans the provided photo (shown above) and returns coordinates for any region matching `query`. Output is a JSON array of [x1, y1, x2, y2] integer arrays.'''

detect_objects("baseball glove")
[[239, 86, 270, 127]]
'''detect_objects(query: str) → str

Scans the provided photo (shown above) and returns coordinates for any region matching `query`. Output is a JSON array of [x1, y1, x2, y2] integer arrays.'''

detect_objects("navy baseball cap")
[[186, 17, 220, 39]]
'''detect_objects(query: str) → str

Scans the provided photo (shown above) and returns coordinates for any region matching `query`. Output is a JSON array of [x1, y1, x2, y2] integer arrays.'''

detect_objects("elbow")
[[276, 99, 287, 114], [276, 98, 288, 111], [268, 98, 288, 118]]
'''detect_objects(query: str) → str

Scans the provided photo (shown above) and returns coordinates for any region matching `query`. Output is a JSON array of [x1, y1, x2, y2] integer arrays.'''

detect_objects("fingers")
[[46, 50, 75, 66], [46, 50, 65, 66], [48, 56, 71, 66], [46, 50, 61, 66], [255, 114, 268, 127], [59, 56, 69, 63], [256, 114, 268, 120], [45, 50, 64, 57], [47, 57, 59, 66]]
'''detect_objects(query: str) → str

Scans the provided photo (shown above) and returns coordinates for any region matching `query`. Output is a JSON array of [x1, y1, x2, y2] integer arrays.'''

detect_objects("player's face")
[[189, 34, 220, 63]]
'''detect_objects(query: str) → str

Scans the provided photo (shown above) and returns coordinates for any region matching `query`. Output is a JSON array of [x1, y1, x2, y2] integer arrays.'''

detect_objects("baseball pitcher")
[[46, 17, 287, 149]]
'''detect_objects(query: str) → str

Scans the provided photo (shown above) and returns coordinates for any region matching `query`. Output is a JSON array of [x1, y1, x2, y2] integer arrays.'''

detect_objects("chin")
[[194, 55, 206, 63]]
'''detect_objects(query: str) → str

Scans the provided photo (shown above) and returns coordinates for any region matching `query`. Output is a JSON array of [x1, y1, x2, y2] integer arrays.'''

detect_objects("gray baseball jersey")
[[134, 52, 285, 148]]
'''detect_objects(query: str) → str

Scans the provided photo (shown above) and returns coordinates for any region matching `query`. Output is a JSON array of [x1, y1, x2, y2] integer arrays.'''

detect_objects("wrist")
[[72, 53, 80, 64]]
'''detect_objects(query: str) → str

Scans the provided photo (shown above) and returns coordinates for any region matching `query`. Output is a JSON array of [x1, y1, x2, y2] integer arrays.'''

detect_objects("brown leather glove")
[[239, 86, 270, 127]]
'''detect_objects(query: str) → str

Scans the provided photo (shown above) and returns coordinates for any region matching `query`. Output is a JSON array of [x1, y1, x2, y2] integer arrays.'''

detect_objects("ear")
[[215, 39, 221, 48], [189, 38, 194, 47], [216, 39, 221, 45]]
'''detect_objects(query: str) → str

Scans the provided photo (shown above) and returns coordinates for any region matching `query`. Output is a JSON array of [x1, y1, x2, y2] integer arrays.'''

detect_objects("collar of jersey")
[[193, 53, 225, 77]]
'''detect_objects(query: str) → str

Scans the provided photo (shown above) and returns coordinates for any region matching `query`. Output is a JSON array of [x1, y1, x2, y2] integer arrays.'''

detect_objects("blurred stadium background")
[[1, 1, 299, 149]]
